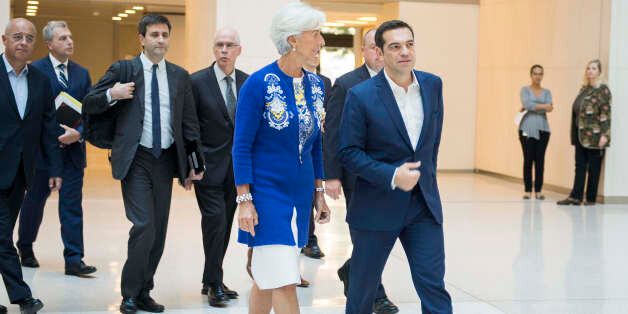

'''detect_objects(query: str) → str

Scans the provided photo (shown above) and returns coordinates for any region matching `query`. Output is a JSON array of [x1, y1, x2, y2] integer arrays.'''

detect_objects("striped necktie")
[[58, 64, 69, 90]]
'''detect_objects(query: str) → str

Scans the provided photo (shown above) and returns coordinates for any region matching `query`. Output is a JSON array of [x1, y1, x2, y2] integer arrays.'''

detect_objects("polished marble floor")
[[2, 170, 628, 313]]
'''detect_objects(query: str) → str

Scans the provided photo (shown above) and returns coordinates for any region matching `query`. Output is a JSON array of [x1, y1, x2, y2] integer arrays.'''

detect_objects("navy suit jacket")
[[338, 70, 444, 231], [324, 65, 371, 188], [0, 55, 62, 190], [31, 57, 91, 170]]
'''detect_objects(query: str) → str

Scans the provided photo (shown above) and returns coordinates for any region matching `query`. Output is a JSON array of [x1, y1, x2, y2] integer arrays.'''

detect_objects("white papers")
[[55, 91, 82, 114]]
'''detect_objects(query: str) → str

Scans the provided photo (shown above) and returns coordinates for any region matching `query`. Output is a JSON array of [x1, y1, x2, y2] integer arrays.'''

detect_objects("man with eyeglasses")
[[190, 27, 248, 307], [1, 18, 63, 314]]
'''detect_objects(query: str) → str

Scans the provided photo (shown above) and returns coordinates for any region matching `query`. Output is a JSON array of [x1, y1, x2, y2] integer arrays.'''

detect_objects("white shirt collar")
[[49, 53, 68, 69], [365, 64, 379, 78], [214, 64, 236, 82], [383, 68, 419, 95], [140, 52, 166, 72], [3, 53, 28, 75]]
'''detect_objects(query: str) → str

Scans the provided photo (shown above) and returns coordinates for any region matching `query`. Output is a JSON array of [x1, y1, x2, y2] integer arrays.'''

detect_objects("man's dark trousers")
[[346, 192, 451, 314], [17, 153, 85, 267], [120, 147, 176, 298]]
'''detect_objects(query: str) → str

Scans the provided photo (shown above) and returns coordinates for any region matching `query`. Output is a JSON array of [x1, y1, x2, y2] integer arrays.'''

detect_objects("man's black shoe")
[[209, 285, 230, 307], [137, 295, 164, 313], [19, 250, 39, 268], [222, 284, 239, 299], [65, 261, 97, 276], [301, 243, 325, 259], [373, 297, 399, 314], [19, 298, 43, 314], [119, 298, 137, 314]]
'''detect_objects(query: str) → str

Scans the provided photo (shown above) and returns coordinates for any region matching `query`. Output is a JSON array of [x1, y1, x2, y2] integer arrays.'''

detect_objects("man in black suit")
[[83, 15, 204, 314], [301, 58, 331, 261], [190, 27, 247, 307], [1, 17, 62, 314], [324, 29, 399, 314]]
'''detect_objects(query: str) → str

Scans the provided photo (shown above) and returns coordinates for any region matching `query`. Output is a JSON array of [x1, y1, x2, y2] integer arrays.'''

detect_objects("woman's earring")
[[292, 46, 297, 52]]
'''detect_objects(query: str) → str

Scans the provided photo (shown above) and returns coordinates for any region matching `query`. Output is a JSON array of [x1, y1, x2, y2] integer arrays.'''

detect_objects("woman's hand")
[[238, 201, 259, 236], [314, 193, 331, 224], [599, 135, 609, 148]]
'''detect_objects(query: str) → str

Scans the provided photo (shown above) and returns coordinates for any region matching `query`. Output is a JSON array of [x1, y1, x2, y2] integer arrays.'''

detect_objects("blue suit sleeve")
[[41, 80, 63, 177], [337, 88, 396, 189], [232, 77, 263, 186]]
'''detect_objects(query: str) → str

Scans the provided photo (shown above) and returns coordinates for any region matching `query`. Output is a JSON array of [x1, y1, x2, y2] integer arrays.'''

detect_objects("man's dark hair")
[[375, 20, 414, 50], [530, 64, 544, 75], [138, 14, 172, 36]]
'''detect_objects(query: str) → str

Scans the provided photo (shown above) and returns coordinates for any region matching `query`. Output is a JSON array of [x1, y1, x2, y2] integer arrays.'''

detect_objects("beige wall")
[[475, 0, 609, 189], [385, 1, 479, 170]]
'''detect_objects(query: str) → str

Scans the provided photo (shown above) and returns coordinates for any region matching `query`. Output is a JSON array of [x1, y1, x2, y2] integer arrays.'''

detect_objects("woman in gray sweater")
[[519, 65, 553, 199]]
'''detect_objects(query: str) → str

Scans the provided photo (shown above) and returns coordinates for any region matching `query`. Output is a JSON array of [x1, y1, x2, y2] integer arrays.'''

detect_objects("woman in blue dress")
[[231, 3, 331, 313]]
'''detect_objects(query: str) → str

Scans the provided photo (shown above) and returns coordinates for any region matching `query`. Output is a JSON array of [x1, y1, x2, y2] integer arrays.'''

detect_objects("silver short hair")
[[270, 2, 325, 55], [43, 20, 68, 42]]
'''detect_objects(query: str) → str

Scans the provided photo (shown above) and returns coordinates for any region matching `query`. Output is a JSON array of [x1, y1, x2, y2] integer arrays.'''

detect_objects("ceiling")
[[11, 0, 184, 23]]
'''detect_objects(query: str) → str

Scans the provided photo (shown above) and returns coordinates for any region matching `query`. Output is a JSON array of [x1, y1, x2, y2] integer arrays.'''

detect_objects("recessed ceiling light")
[[26, 8, 37, 12], [93, 11, 101, 16], [324, 22, 345, 27], [118, 13, 129, 17], [125, 9, 136, 14], [133, 6, 145, 10], [337, 20, 368, 25], [358, 16, 377, 22], [112, 16, 122, 21], [27, 0, 39, 4], [26, 12, 36, 16], [26, 5, 38, 10]]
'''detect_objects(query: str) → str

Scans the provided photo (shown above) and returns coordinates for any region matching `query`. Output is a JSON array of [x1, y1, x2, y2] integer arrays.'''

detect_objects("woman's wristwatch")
[[315, 187, 325, 193], [236, 193, 253, 204]]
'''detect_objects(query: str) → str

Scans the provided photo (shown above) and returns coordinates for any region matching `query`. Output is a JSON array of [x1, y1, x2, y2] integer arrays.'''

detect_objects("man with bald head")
[[324, 29, 399, 314], [190, 27, 248, 307], [1, 18, 63, 314]]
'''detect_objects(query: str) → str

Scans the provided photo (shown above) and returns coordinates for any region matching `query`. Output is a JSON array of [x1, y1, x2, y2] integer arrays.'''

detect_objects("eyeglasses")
[[9, 32, 35, 44], [214, 42, 240, 50]]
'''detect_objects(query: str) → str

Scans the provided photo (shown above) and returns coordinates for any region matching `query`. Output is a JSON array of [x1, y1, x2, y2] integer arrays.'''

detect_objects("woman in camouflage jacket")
[[558, 59, 611, 206]]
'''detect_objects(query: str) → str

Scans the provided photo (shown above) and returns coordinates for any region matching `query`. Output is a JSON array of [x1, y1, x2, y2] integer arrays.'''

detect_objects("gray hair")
[[270, 2, 325, 55], [43, 20, 68, 42]]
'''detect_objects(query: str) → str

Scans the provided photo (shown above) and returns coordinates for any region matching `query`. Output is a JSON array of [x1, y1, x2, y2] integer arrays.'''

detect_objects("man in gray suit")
[[83, 14, 204, 314]]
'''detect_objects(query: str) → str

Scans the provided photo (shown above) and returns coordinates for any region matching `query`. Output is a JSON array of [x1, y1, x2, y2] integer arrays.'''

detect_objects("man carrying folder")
[[17, 20, 97, 276]]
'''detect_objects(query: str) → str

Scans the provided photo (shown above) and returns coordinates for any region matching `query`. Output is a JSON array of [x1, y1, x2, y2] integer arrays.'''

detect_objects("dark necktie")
[[151, 64, 161, 158], [58, 64, 69, 90], [224, 76, 236, 121]]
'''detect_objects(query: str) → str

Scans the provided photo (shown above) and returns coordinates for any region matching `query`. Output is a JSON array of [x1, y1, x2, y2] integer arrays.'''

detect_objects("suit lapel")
[[166, 61, 178, 116], [375, 72, 413, 151], [132, 57, 145, 117], [414, 71, 432, 151], [0, 56, 21, 119], [23, 68, 36, 118], [208, 64, 232, 124]]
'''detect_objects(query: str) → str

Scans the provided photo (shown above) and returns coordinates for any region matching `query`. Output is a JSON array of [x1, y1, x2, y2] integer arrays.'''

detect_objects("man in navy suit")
[[17, 21, 96, 276], [1, 17, 63, 314], [338, 20, 452, 314], [325, 29, 399, 314]]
